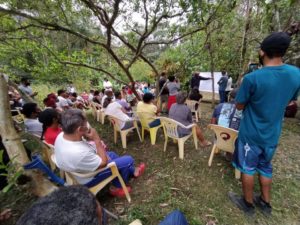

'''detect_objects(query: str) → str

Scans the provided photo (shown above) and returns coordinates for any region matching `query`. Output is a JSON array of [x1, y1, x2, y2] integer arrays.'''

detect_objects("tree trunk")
[[239, 0, 252, 74], [208, 47, 216, 108], [0, 73, 56, 197]]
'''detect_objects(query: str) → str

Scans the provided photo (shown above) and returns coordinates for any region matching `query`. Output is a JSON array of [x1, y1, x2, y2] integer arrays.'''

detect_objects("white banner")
[[198, 72, 222, 93]]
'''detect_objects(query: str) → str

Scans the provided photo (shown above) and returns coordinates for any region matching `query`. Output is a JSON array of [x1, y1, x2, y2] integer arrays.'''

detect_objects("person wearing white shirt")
[[56, 89, 70, 110], [54, 109, 145, 196], [103, 78, 112, 90], [22, 103, 43, 137], [105, 101, 134, 129], [225, 76, 233, 102]]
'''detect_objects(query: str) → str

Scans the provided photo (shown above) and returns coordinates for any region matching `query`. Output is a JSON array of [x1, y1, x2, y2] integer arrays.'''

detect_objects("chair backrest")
[[108, 116, 122, 131], [159, 117, 179, 138], [136, 112, 151, 128], [24, 154, 65, 186], [185, 99, 200, 113], [208, 124, 238, 153]]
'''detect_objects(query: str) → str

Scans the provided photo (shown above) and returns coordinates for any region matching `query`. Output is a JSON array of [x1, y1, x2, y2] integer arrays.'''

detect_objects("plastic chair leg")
[[134, 123, 142, 142], [192, 128, 198, 149], [149, 129, 157, 145], [195, 112, 199, 122], [178, 139, 185, 159], [141, 128, 145, 141], [96, 110, 100, 122], [208, 145, 217, 166], [164, 137, 168, 152], [235, 169, 241, 179], [121, 132, 127, 149], [114, 129, 118, 144]]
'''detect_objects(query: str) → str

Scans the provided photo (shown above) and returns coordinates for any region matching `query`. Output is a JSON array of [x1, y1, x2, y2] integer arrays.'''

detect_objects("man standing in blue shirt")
[[228, 32, 300, 217], [217, 71, 228, 103]]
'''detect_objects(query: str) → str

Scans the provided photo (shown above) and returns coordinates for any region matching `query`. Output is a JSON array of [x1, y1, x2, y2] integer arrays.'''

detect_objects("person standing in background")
[[103, 78, 112, 91], [225, 75, 233, 102], [217, 71, 228, 103], [190, 72, 211, 90]]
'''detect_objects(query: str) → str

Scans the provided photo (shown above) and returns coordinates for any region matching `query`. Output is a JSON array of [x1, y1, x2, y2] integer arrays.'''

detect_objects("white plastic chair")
[[51, 155, 131, 202], [159, 117, 198, 159], [108, 116, 142, 149], [185, 99, 201, 122], [207, 124, 241, 179]]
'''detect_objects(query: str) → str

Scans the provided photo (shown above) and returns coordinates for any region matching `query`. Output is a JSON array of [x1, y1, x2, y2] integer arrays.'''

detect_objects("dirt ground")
[[1, 103, 300, 225]]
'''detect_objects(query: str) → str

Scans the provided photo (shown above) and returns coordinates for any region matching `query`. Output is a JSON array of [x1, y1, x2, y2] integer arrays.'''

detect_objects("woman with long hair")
[[38, 108, 62, 145]]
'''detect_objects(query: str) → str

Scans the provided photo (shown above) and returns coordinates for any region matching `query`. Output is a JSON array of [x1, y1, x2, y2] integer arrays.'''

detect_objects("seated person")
[[43, 93, 58, 110], [136, 93, 161, 127], [92, 90, 102, 104], [22, 103, 43, 136], [211, 89, 242, 131], [105, 98, 134, 130], [17, 186, 189, 225], [101, 90, 114, 106], [188, 87, 203, 102], [54, 109, 145, 196], [115, 91, 131, 112], [169, 92, 211, 147], [38, 108, 62, 145], [188, 87, 202, 110], [57, 89, 70, 110]]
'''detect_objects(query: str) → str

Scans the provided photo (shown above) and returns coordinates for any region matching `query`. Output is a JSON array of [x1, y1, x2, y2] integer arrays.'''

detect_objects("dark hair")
[[57, 89, 65, 96], [114, 91, 121, 99], [103, 97, 112, 108], [168, 75, 175, 82], [221, 71, 226, 75], [143, 93, 154, 103], [21, 77, 28, 83], [161, 72, 166, 77], [22, 103, 38, 118], [38, 109, 60, 140], [61, 109, 86, 134], [94, 91, 100, 96], [16, 186, 99, 225], [71, 92, 78, 98]]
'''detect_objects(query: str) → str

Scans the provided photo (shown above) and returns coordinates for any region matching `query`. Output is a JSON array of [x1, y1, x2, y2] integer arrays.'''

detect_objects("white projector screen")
[[198, 72, 222, 93]]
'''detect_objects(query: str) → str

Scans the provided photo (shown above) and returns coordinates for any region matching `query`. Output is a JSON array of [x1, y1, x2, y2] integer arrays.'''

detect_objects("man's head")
[[143, 92, 154, 103], [259, 32, 291, 65], [21, 77, 30, 86], [221, 71, 226, 76], [168, 75, 176, 82], [104, 78, 108, 82], [193, 72, 199, 77], [16, 186, 102, 225], [105, 90, 113, 97], [114, 91, 122, 99], [176, 92, 187, 104], [161, 72, 166, 77], [57, 89, 67, 98], [22, 103, 41, 119], [61, 109, 88, 136]]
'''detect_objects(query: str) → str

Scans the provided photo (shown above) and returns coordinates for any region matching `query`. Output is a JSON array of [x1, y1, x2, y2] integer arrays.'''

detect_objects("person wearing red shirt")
[[38, 108, 62, 145]]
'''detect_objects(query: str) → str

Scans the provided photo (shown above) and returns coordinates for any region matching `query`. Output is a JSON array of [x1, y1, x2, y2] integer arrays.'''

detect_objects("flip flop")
[[134, 163, 146, 178], [109, 186, 132, 198]]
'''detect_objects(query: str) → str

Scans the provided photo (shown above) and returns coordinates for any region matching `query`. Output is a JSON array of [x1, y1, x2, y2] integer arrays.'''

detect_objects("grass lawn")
[[1, 102, 300, 225]]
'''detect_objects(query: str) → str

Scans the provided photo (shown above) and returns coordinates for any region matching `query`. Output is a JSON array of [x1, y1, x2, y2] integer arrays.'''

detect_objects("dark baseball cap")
[[260, 32, 291, 56]]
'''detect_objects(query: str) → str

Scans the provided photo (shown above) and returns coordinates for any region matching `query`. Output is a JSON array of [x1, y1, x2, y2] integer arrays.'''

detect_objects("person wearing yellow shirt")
[[136, 93, 161, 127]]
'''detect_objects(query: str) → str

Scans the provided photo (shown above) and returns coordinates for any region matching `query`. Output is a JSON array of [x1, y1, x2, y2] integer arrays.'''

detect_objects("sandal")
[[109, 186, 132, 198], [134, 163, 146, 178]]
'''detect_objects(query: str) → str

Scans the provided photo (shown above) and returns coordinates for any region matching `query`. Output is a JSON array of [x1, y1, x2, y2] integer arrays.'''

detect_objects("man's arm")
[[85, 128, 108, 168], [199, 76, 212, 81], [235, 76, 253, 111]]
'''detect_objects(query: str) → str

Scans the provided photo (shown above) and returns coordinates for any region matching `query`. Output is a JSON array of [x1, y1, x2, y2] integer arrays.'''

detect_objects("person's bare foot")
[[0, 209, 12, 221]]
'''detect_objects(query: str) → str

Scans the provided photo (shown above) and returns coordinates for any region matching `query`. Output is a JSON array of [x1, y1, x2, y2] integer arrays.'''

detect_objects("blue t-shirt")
[[236, 64, 300, 147]]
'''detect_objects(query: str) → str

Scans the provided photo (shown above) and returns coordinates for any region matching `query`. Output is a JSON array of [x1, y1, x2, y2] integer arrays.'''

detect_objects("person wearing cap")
[[228, 32, 300, 217]]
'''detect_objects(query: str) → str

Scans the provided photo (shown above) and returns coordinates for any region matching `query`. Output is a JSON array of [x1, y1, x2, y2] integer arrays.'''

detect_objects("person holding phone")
[[54, 109, 145, 197]]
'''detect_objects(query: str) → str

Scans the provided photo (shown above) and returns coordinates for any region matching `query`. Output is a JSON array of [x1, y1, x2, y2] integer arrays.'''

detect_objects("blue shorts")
[[232, 139, 277, 178]]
